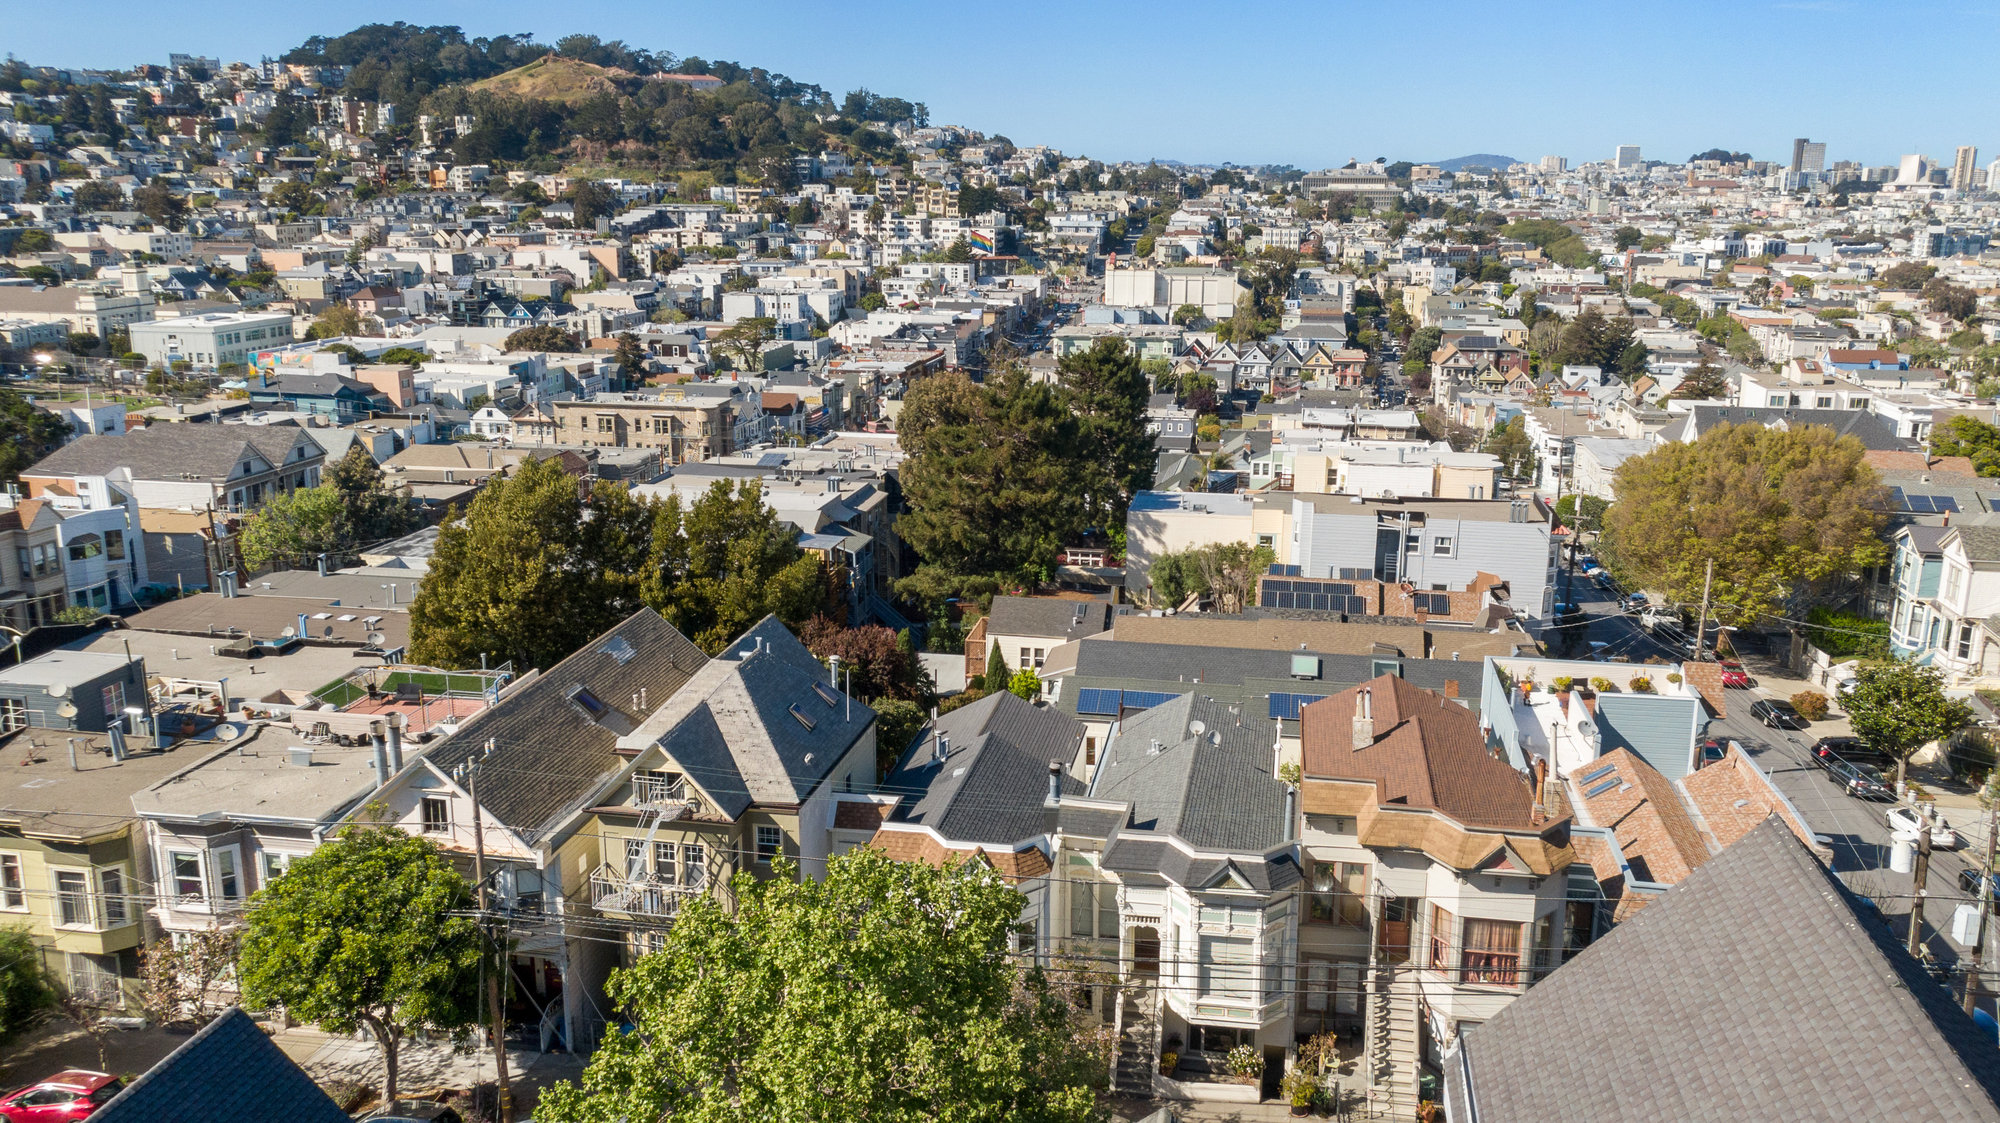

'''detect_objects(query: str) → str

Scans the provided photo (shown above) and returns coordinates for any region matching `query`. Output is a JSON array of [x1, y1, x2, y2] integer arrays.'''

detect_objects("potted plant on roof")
[[1629, 675, 1655, 694], [1551, 675, 1575, 698], [1282, 1066, 1319, 1116]]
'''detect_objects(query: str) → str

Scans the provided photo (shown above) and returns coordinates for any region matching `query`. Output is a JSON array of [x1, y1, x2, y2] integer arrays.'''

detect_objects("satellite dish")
[[55, 701, 77, 719], [215, 723, 242, 742], [323, 625, 335, 637], [281, 625, 297, 638], [367, 632, 386, 646], [1189, 720, 1206, 736], [45, 681, 67, 699]]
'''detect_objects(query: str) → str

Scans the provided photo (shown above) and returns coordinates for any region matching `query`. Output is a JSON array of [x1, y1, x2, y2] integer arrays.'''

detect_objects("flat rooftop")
[[64, 629, 378, 706], [0, 649, 135, 690], [123, 592, 411, 650], [130, 733, 391, 824]]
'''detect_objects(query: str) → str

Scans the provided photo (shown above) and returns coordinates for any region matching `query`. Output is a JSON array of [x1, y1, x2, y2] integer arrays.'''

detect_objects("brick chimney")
[[1351, 688, 1375, 750]]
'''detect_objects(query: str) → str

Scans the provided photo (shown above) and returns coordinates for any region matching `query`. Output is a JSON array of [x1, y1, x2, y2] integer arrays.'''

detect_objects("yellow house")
[[0, 730, 198, 1009]]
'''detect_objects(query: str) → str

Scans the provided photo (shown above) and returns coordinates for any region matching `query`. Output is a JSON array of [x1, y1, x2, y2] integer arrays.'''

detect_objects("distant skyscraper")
[[1790, 138, 1826, 175], [1987, 157, 2000, 194], [1894, 153, 1929, 186], [1540, 155, 1567, 173], [1614, 145, 1641, 170], [1952, 145, 1979, 192]]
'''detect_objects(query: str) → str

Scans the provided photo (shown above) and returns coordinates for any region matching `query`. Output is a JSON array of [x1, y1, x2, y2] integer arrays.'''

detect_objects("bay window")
[[1462, 917, 1524, 986]]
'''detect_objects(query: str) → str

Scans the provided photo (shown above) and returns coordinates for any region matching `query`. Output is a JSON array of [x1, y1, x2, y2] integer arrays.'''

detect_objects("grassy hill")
[[467, 55, 629, 103]]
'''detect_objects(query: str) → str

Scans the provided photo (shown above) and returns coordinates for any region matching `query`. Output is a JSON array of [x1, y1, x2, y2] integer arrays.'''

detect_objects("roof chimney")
[[386, 714, 404, 772], [1352, 687, 1375, 750], [370, 722, 389, 787], [1046, 759, 1062, 806]]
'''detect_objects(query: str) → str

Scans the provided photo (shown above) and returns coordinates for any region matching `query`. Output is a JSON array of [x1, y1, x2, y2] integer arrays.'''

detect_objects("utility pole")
[[461, 740, 512, 1123], [1967, 802, 1998, 1016], [1693, 558, 1715, 662], [1909, 827, 1934, 961]]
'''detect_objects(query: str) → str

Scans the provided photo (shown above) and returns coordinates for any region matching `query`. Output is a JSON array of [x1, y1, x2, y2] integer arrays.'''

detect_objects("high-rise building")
[[1540, 155, 1567, 173], [1894, 154, 1929, 186], [1614, 145, 1641, 170], [1986, 157, 2000, 194], [1952, 145, 1979, 192], [1790, 138, 1826, 175]]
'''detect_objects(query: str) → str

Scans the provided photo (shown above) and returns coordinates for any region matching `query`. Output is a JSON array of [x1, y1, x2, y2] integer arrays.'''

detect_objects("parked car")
[[1886, 805, 1963, 849], [358, 1103, 464, 1123], [1809, 736, 1894, 771], [1622, 592, 1649, 612], [1957, 867, 2000, 905], [1750, 699, 1809, 730], [0, 1071, 123, 1122], [1827, 758, 1894, 801], [1698, 738, 1729, 767], [1718, 661, 1751, 688]]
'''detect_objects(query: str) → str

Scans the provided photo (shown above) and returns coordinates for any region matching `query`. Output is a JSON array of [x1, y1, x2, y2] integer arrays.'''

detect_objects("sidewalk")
[[285, 1028, 585, 1112]]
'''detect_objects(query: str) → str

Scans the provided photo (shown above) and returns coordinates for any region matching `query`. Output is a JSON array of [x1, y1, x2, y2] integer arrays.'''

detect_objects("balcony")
[[588, 864, 705, 918]]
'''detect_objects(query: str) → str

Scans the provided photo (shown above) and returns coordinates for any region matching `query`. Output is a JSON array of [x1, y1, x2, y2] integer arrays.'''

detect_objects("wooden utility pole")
[[1909, 827, 1934, 960], [464, 740, 512, 1122], [1693, 558, 1715, 662], [1966, 803, 1999, 1015]]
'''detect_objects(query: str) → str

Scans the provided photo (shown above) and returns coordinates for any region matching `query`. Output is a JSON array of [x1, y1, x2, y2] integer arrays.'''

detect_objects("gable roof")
[[640, 616, 874, 819], [1663, 404, 1910, 451], [984, 595, 1114, 642], [1448, 818, 2000, 1123], [434, 609, 706, 836], [880, 690, 1084, 846], [1301, 674, 1533, 830], [92, 1007, 349, 1123], [25, 424, 322, 484]]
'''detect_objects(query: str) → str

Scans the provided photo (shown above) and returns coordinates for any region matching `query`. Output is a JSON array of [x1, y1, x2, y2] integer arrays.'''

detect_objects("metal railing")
[[588, 863, 705, 917]]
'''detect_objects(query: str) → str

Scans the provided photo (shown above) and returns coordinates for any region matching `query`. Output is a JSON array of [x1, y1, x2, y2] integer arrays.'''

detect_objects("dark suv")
[[1825, 757, 1894, 801], [1810, 736, 1894, 771]]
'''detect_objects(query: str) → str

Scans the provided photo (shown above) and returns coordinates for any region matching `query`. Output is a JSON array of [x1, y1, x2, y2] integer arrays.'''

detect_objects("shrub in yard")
[[1227, 1043, 1264, 1082], [1790, 691, 1829, 722]]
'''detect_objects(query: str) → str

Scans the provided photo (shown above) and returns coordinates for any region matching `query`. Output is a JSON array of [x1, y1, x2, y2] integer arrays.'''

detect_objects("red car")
[[0, 1072, 122, 1122], [1718, 661, 1751, 688]]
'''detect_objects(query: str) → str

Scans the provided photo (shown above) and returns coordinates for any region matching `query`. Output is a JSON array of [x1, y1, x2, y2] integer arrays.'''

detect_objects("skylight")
[[789, 703, 817, 731]]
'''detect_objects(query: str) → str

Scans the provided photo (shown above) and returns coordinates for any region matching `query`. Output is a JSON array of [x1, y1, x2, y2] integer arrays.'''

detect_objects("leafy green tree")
[[638, 480, 832, 654], [712, 316, 776, 371], [1612, 226, 1643, 251], [132, 181, 187, 231], [897, 369, 1090, 587], [307, 304, 361, 340], [1605, 422, 1887, 627], [377, 346, 430, 365], [1144, 541, 1274, 612], [1930, 415, 2000, 477], [504, 324, 582, 353], [1552, 494, 1610, 533], [1880, 262, 1936, 290], [613, 332, 647, 381], [1844, 662, 1975, 788], [1668, 357, 1731, 401], [984, 643, 1009, 692], [1007, 667, 1043, 700], [0, 388, 71, 483], [238, 828, 482, 1105], [410, 456, 615, 669], [327, 445, 419, 545], [1171, 303, 1203, 326], [1058, 338, 1154, 528], [1922, 278, 1978, 322], [0, 928, 55, 1043], [870, 697, 927, 777], [533, 848, 1105, 1123], [1480, 416, 1537, 479], [565, 180, 619, 230], [239, 484, 346, 572]]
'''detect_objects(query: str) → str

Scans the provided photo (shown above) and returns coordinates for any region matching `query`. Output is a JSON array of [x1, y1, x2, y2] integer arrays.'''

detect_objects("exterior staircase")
[[1113, 987, 1161, 1097], [1366, 966, 1420, 1117]]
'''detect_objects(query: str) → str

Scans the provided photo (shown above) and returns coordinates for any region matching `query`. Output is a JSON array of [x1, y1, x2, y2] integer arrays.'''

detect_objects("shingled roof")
[[1092, 694, 1288, 853], [1446, 818, 2000, 1123], [1301, 674, 1534, 830], [25, 424, 323, 484], [880, 690, 1084, 846], [92, 1007, 349, 1123], [436, 609, 706, 837]]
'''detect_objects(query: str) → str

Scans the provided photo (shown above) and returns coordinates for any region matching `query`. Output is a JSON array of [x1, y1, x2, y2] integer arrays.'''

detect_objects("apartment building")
[[128, 310, 296, 369], [549, 391, 735, 463]]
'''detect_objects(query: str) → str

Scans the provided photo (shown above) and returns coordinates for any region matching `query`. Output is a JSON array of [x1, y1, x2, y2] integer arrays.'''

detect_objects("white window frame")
[[756, 825, 783, 865], [51, 868, 94, 929], [167, 848, 206, 906], [259, 849, 297, 885], [420, 796, 451, 834], [212, 845, 243, 903], [1433, 536, 1455, 556], [0, 852, 23, 911], [97, 865, 129, 927]]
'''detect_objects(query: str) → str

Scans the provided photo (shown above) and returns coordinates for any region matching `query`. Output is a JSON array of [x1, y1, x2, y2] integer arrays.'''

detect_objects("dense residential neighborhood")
[[3, 14, 2000, 1123]]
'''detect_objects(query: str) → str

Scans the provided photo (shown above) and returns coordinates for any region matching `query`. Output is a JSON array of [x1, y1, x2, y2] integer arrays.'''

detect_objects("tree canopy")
[[1480, 416, 1536, 479], [504, 324, 582, 353], [241, 447, 418, 571], [237, 827, 482, 1104], [1929, 415, 2000, 477], [0, 388, 71, 484], [1843, 662, 1974, 787], [1668, 357, 1731, 401], [0, 929, 55, 1043], [533, 848, 1105, 1123], [1604, 422, 1887, 627]]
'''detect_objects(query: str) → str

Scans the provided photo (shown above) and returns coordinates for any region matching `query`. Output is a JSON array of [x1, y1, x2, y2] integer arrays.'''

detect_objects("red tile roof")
[[1301, 674, 1536, 830]]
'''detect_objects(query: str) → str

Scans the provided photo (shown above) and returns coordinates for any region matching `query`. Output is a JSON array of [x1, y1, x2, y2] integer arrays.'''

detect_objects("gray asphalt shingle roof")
[[1450, 818, 2000, 1123], [882, 691, 1085, 846], [437, 609, 707, 837], [28, 423, 324, 483], [92, 1007, 349, 1123], [1666, 404, 1910, 450], [1091, 694, 1287, 854], [985, 596, 1114, 642]]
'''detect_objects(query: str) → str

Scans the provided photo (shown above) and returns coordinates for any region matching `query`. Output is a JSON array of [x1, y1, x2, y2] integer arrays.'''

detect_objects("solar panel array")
[[1887, 487, 1961, 515], [1268, 691, 1330, 720], [1410, 592, 1453, 614], [1075, 688, 1181, 717], [1259, 577, 1370, 613]]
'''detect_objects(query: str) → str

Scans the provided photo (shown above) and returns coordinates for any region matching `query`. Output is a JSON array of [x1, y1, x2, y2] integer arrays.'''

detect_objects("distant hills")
[[1430, 154, 1521, 172], [467, 56, 630, 103]]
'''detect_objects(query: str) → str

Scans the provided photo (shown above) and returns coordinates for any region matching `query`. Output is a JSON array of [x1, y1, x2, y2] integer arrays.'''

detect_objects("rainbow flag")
[[968, 230, 994, 255]]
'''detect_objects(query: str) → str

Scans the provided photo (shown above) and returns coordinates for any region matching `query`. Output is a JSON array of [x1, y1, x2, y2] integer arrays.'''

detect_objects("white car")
[[1886, 805, 1963, 850]]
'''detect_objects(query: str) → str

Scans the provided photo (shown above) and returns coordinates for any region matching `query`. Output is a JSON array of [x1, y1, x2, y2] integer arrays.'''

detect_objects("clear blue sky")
[[11, 0, 1998, 169]]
